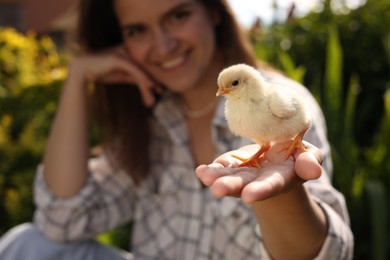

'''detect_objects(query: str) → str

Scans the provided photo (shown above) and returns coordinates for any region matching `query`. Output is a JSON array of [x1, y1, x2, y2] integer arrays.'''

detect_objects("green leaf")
[[278, 51, 306, 83], [365, 180, 388, 260], [343, 74, 359, 140], [324, 26, 343, 109]]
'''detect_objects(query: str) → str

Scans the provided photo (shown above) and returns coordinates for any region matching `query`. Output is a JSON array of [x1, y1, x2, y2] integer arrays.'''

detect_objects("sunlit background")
[[0, 1, 389, 259], [228, 0, 367, 26]]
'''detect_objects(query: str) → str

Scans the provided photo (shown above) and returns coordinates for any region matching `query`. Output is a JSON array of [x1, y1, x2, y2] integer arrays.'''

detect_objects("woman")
[[0, 0, 353, 259]]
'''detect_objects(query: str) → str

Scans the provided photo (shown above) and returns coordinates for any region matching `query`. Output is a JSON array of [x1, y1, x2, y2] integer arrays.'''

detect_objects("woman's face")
[[114, 0, 219, 92]]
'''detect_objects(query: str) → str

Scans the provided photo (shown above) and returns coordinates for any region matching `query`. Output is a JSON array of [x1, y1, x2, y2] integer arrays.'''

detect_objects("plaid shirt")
[[34, 72, 353, 259]]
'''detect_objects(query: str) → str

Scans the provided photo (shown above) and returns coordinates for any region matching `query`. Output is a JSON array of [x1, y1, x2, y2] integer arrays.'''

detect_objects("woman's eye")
[[171, 10, 190, 22], [124, 26, 145, 38]]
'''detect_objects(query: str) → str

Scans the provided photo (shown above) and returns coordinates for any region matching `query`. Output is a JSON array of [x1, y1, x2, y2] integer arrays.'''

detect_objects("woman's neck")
[[180, 52, 224, 112]]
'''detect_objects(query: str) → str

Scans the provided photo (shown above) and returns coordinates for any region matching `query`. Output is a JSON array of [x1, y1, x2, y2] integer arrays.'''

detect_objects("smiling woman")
[[0, 0, 353, 259]]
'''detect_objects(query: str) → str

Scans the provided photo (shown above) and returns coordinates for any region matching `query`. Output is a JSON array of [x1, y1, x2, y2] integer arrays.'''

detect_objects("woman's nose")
[[153, 29, 178, 55]]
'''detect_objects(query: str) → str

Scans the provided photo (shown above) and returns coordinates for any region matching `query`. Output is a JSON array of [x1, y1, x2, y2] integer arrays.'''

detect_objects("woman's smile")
[[159, 52, 189, 70]]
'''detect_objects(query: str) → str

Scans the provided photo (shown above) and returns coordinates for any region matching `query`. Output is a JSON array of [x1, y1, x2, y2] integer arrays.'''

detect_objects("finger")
[[241, 167, 302, 204], [301, 141, 323, 163], [101, 47, 158, 107], [213, 147, 259, 167], [294, 142, 323, 180], [117, 46, 161, 107], [101, 71, 137, 84], [294, 151, 322, 180], [195, 163, 232, 186], [241, 176, 282, 204], [210, 169, 260, 198], [138, 82, 157, 107], [112, 59, 157, 107], [213, 152, 245, 167], [266, 141, 323, 180]]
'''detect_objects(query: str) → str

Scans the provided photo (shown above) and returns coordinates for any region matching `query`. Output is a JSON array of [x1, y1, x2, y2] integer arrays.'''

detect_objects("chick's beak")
[[216, 85, 230, 97]]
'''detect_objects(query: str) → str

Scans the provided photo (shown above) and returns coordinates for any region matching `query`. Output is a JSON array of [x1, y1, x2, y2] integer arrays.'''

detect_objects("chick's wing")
[[266, 84, 299, 119]]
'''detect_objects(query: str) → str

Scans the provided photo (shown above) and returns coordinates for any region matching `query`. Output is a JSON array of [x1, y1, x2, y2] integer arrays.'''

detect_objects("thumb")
[[294, 146, 322, 180]]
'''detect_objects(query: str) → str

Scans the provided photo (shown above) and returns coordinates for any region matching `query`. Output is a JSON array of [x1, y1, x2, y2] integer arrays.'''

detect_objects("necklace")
[[182, 98, 219, 118]]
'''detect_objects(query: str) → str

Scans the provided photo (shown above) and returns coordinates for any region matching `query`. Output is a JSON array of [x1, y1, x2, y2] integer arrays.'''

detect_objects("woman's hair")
[[77, 0, 258, 184]]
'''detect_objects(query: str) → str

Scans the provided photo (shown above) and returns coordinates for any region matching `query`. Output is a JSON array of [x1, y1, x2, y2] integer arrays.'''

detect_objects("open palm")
[[196, 142, 323, 204]]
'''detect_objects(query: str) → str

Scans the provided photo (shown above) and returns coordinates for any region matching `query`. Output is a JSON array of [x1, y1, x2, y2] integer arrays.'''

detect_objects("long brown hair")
[[77, 0, 257, 184]]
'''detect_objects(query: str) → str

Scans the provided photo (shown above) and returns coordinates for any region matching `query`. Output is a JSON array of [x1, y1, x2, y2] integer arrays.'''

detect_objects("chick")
[[216, 64, 311, 167]]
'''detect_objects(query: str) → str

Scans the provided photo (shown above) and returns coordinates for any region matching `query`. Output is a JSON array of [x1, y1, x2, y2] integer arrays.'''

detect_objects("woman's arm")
[[35, 47, 157, 241], [43, 47, 157, 198], [42, 62, 90, 197]]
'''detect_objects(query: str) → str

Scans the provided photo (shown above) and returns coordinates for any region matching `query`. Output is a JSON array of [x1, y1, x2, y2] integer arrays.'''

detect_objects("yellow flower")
[[0, 27, 67, 92]]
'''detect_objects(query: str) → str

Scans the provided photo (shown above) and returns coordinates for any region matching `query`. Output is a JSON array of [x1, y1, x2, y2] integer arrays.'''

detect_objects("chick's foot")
[[279, 129, 308, 160], [231, 143, 270, 168]]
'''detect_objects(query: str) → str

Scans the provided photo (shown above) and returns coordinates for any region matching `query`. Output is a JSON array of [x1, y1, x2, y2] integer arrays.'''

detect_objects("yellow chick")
[[216, 64, 311, 167]]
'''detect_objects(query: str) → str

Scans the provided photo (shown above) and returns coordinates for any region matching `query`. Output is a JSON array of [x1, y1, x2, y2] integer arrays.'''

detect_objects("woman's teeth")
[[161, 56, 185, 69]]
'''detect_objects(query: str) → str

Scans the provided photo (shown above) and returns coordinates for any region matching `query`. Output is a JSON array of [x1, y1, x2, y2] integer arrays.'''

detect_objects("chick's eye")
[[231, 80, 240, 87]]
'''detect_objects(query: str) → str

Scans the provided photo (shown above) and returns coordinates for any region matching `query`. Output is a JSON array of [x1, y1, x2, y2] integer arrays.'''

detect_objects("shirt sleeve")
[[300, 80, 354, 259], [309, 179, 354, 260], [33, 155, 137, 242]]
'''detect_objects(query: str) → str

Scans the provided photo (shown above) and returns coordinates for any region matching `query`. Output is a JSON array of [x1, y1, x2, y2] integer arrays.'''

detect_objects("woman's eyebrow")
[[164, 2, 193, 17], [119, 2, 194, 31], [121, 23, 143, 33]]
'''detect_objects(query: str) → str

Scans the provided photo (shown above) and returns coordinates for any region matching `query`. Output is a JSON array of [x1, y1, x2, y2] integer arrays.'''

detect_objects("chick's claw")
[[232, 154, 264, 168], [279, 129, 308, 160], [231, 143, 270, 168]]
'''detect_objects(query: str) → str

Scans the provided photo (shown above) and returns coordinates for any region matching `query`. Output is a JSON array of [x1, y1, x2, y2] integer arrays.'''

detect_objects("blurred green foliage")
[[256, 0, 390, 146], [0, 0, 389, 259]]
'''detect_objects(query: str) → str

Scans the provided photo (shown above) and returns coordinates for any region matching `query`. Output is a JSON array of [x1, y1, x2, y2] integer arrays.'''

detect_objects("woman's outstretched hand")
[[195, 141, 323, 204]]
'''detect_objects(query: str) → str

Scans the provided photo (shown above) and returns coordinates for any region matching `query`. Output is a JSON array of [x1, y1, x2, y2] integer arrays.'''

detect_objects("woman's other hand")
[[72, 45, 161, 107]]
